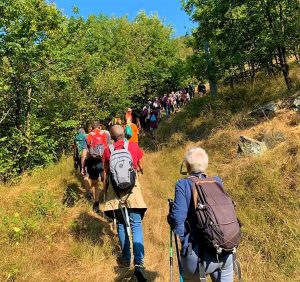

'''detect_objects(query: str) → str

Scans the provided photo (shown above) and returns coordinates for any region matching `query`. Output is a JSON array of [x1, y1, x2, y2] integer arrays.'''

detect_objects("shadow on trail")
[[114, 268, 159, 282], [71, 211, 117, 246], [62, 177, 85, 207], [114, 242, 160, 281]]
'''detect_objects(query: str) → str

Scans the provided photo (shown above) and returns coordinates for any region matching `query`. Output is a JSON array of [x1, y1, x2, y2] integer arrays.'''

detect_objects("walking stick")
[[168, 199, 174, 282], [170, 226, 173, 282], [168, 199, 184, 282]]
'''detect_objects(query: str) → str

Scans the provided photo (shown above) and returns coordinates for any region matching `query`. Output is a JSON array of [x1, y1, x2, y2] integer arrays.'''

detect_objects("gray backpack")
[[109, 141, 136, 197]]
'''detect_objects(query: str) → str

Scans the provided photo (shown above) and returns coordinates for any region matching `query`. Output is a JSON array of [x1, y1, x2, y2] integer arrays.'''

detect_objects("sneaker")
[[134, 265, 147, 281], [93, 202, 100, 214]]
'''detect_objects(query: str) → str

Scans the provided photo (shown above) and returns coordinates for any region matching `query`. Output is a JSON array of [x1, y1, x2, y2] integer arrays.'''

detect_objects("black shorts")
[[86, 158, 103, 181]]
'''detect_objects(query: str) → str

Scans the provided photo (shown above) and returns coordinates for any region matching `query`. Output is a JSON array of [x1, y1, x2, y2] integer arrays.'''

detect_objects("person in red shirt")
[[102, 125, 147, 280], [81, 121, 108, 213], [102, 126, 143, 176]]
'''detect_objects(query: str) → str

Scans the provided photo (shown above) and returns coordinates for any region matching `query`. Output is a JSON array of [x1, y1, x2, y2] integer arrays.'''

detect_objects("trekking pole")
[[168, 199, 174, 282], [168, 199, 184, 282], [170, 225, 173, 282]]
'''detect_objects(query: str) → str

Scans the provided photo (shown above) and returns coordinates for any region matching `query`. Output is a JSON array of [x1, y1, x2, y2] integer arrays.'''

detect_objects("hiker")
[[102, 125, 147, 280], [81, 121, 108, 213], [126, 118, 139, 143], [169, 94, 175, 114], [149, 106, 159, 140], [188, 83, 195, 99], [162, 94, 170, 119], [73, 128, 86, 171], [132, 110, 141, 131], [168, 147, 240, 282], [125, 108, 133, 121], [181, 90, 187, 106], [198, 82, 206, 96], [140, 106, 148, 131]]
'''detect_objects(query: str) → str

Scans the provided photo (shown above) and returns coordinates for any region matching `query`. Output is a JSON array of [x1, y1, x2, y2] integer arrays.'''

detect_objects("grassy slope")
[[0, 65, 299, 282]]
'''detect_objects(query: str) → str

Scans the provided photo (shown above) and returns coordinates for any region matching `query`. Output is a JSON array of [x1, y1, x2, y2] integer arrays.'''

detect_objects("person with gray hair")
[[102, 125, 147, 281], [168, 147, 235, 282]]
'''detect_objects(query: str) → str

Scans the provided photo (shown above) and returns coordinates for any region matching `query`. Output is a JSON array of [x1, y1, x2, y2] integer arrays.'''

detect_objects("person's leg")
[[87, 160, 100, 212], [130, 209, 147, 281], [180, 243, 200, 282], [129, 209, 144, 266], [117, 220, 131, 265], [205, 254, 234, 282]]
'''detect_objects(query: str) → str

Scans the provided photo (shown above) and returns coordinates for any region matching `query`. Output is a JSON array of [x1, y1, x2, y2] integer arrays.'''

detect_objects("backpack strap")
[[109, 144, 115, 153], [124, 140, 129, 150]]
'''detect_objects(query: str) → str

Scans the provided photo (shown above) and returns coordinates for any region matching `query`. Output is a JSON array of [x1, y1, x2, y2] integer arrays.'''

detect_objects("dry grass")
[[0, 66, 300, 281]]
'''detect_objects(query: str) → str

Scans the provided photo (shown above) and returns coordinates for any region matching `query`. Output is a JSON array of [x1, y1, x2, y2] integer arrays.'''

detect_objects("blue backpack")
[[124, 125, 133, 139], [150, 113, 157, 122]]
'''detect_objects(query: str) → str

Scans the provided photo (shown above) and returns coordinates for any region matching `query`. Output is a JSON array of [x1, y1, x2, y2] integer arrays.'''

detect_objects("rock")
[[238, 136, 267, 156], [291, 97, 300, 111], [249, 102, 278, 118]]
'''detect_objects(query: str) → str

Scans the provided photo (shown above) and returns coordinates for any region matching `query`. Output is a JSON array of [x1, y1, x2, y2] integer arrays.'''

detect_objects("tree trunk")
[[209, 79, 218, 96], [25, 87, 32, 139], [277, 46, 292, 90], [204, 41, 218, 96]]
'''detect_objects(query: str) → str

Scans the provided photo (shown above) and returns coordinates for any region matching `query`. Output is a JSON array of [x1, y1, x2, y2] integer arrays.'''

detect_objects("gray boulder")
[[238, 136, 267, 156], [250, 102, 278, 118]]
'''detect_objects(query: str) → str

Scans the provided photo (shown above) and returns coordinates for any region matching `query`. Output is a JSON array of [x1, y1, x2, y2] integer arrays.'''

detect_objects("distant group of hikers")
[[72, 82, 242, 282]]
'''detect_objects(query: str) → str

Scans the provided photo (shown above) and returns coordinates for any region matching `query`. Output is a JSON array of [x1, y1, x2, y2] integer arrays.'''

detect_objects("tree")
[[182, 0, 300, 90]]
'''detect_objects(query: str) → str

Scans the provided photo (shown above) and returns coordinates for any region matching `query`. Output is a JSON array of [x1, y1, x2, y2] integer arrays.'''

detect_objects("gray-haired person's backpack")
[[109, 141, 136, 198], [188, 176, 242, 282]]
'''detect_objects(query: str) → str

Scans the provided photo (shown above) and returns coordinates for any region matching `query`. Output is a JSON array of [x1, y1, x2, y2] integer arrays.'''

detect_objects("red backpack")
[[87, 130, 107, 159]]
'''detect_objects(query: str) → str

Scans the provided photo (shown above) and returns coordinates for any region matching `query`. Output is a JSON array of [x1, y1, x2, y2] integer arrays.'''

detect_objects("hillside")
[[1, 66, 300, 282]]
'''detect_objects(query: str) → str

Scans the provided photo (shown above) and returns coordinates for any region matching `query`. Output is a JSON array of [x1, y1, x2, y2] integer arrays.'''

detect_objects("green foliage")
[[182, 0, 300, 89], [0, 1, 191, 181], [0, 188, 64, 243]]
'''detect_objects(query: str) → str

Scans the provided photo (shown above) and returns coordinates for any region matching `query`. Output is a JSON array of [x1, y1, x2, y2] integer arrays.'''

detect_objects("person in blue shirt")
[[168, 147, 234, 282]]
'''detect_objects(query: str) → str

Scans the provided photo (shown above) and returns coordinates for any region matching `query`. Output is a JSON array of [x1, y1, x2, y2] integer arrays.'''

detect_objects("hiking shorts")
[[86, 158, 103, 181]]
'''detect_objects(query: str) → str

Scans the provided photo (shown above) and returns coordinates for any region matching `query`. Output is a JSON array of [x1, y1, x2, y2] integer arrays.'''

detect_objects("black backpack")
[[188, 176, 241, 253]]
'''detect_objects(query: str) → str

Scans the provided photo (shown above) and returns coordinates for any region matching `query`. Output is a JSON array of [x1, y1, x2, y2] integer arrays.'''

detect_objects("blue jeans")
[[181, 243, 233, 282], [117, 209, 144, 265]]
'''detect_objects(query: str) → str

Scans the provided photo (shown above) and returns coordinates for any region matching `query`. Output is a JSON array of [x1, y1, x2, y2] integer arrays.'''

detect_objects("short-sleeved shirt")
[[102, 140, 143, 170]]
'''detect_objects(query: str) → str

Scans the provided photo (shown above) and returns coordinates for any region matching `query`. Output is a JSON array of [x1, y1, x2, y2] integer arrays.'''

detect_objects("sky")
[[51, 0, 196, 37]]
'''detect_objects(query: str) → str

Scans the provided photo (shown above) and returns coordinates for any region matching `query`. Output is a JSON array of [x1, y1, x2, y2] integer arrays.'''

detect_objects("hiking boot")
[[134, 265, 147, 282], [93, 202, 100, 214]]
